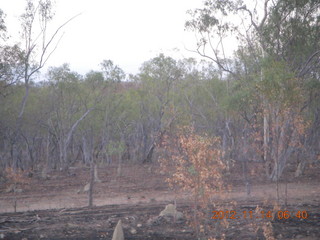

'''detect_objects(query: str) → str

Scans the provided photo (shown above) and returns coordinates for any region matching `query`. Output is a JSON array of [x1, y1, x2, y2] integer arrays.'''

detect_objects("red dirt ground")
[[0, 161, 319, 239]]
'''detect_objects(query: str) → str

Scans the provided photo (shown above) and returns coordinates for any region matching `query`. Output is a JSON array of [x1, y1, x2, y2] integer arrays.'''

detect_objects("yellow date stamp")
[[211, 210, 309, 220]]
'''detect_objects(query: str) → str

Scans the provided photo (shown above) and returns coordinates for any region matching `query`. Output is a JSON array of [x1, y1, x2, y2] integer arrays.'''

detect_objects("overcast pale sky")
[[1, 0, 204, 75]]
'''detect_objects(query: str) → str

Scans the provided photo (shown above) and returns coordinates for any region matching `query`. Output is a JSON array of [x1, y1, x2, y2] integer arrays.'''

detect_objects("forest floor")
[[0, 161, 319, 239]]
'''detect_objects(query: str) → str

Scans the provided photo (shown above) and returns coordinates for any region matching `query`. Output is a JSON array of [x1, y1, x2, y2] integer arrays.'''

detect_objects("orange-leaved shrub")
[[159, 127, 226, 239]]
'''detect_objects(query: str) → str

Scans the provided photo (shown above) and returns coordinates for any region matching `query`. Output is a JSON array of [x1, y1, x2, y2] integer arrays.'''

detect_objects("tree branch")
[[298, 50, 320, 77], [65, 107, 95, 147]]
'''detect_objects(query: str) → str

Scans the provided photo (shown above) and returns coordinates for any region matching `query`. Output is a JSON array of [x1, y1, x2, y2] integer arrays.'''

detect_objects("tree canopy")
[[0, 0, 319, 183]]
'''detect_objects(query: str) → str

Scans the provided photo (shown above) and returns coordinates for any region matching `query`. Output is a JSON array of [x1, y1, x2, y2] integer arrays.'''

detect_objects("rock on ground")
[[159, 204, 183, 220]]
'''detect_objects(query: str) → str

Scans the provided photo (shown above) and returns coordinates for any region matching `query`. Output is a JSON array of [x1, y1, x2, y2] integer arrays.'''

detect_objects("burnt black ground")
[[1, 200, 319, 239]]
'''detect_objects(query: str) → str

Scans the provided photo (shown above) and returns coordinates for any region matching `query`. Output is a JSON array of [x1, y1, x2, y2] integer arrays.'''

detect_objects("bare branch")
[[19, 13, 81, 120], [238, 0, 270, 32], [238, 5, 259, 31], [65, 107, 95, 147], [259, 0, 270, 29], [298, 50, 320, 77], [35, 13, 82, 73], [196, 42, 238, 79]]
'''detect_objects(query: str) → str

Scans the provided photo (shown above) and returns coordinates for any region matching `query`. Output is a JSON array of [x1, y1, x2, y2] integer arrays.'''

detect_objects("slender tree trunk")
[[82, 136, 91, 166], [94, 164, 101, 182], [62, 141, 68, 170], [42, 133, 50, 179], [117, 154, 122, 177], [242, 158, 251, 196], [88, 160, 94, 207], [263, 106, 271, 177]]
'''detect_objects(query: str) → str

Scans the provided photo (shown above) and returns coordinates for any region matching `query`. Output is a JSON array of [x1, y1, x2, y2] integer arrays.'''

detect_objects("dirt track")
[[0, 201, 319, 240], [0, 163, 319, 239]]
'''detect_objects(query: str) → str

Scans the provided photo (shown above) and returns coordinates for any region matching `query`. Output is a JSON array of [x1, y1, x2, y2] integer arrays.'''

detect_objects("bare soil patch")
[[0, 162, 319, 239]]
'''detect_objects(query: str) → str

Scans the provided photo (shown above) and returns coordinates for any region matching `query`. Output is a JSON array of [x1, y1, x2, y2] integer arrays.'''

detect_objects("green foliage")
[[262, 0, 320, 66], [100, 59, 125, 82], [0, 44, 24, 94], [0, 0, 318, 184], [106, 140, 125, 155], [85, 71, 104, 84], [259, 59, 302, 104], [0, 8, 6, 38]]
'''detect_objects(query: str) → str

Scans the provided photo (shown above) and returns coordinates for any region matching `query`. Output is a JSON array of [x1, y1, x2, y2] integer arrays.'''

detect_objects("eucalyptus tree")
[[237, 0, 320, 179], [81, 61, 127, 206], [100, 60, 126, 82], [45, 64, 97, 171], [16, 0, 80, 124], [186, 0, 319, 180], [0, 9, 23, 127], [0, 9, 23, 170], [178, 59, 227, 133], [0, 45, 24, 97], [92, 60, 127, 165], [134, 54, 182, 163], [0, 0, 80, 171]]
